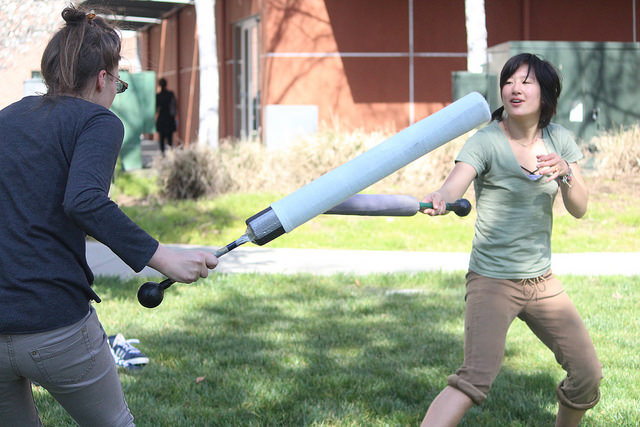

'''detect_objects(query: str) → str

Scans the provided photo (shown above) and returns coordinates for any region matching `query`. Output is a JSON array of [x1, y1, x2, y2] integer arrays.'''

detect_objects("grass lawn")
[[117, 176, 640, 253], [34, 272, 639, 426], [32, 171, 637, 425]]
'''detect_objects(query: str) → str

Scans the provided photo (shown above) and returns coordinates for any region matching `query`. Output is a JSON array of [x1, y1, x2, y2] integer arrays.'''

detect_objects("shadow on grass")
[[94, 272, 561, 426]]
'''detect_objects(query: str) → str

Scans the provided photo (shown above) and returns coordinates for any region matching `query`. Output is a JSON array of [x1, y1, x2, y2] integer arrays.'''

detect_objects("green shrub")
[[154, 146, 217, 199], [154, 130, 469, 199], [152, 124, 638, 201], [588, 124, 640, 177]]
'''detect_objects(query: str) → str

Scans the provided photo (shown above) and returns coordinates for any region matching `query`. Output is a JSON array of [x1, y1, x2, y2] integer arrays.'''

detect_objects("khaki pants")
[[447, 270, 602, 410], [0, 307, 134, 426]]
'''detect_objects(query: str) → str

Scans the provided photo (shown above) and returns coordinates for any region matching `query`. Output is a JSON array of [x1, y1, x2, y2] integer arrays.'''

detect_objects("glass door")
[[233, 16, 260, 140]]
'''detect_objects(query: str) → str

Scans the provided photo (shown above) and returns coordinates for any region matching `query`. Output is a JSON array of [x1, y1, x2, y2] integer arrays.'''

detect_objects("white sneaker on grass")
[[108, 333, 149, 369]]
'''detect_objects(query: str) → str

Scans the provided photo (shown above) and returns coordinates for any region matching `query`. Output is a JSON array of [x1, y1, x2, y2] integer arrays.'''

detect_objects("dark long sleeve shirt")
[[0, 96, 158, 333]]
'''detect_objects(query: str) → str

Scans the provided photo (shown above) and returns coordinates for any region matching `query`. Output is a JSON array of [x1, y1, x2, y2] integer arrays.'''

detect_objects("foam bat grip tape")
[[325, 194, 420, 216]]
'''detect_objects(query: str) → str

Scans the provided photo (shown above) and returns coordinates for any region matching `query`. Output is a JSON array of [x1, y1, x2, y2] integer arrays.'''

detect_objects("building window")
[[233, 16, 260, 140]]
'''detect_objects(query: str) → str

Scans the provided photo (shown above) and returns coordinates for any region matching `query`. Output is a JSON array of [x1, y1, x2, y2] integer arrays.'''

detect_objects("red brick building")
[[82, 0, 640, 145]]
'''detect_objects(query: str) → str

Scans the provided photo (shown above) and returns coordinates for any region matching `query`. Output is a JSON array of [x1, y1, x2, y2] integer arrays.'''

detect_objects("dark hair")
[[159, 78, 168, 89], [490, 53, 561, 129], [41, 6, 121, 96]]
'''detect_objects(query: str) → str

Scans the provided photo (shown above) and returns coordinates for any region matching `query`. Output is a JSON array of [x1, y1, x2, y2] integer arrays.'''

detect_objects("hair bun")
[[61, 7, 87, 25]]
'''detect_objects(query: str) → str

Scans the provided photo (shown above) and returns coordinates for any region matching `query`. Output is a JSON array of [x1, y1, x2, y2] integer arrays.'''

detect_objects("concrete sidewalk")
[[86, 241, 640, 279]]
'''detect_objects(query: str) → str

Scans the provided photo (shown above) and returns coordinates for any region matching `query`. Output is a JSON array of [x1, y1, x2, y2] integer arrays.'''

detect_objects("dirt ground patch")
[[549, 173, 638, 216], [584, 174, 640, 203]]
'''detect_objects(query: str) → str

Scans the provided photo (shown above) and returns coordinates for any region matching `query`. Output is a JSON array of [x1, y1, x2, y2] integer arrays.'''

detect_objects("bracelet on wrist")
[[557, 160, 573, 188]]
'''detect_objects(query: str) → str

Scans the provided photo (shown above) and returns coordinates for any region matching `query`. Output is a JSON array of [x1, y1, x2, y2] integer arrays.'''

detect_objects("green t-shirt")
[[456, 121, 583, 279]]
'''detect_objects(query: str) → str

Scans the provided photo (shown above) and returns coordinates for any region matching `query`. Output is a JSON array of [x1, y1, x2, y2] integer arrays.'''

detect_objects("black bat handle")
[[136, 235, 249, 308], [419, 198, 472, 217]]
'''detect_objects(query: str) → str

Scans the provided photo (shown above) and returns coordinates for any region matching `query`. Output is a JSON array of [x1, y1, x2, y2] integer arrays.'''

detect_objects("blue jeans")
[[0, 306, 134, 426]]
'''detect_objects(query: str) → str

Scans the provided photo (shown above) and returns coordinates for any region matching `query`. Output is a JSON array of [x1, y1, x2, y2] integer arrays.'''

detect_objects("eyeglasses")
[[106, 70, 128, 94]]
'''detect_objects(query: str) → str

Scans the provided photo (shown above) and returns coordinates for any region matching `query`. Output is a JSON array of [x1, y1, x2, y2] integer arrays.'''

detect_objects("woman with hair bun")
[[419, 53, 602, 426], [0, 6, 217, 425]]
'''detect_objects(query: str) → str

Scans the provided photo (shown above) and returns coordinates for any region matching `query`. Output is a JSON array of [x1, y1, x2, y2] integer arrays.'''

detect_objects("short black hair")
[[491, 53, 562, 129]]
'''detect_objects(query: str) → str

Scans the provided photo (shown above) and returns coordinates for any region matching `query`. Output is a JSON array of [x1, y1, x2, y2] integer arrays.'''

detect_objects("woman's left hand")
[[536, 153, 569, 182]]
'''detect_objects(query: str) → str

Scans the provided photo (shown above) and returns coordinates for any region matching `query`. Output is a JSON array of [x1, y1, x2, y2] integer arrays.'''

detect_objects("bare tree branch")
[[0, 0, 66, 69]]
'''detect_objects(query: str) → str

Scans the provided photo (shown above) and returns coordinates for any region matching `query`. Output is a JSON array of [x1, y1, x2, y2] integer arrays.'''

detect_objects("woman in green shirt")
[[420, 53, 601, 426]]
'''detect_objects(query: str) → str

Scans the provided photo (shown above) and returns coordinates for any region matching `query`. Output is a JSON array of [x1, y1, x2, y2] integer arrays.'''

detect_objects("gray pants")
[[0, 306, 134, 426]]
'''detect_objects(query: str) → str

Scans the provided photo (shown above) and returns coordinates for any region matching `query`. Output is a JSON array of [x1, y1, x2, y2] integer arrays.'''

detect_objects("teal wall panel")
[[110, 71, 156, 170], [452, 41, 640, 143]]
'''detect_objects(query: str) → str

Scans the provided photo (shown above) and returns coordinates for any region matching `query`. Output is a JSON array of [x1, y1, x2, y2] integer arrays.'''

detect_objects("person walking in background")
[[156, 77, 177, 154], [419, 53, 602, 426], [0, 6, 217, 426]]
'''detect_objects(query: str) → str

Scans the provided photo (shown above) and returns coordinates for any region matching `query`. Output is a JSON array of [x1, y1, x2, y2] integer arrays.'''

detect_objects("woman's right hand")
[[420, 192, 448, 216], [419, 162, 477, 217], [147, 244, 219, 284]]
